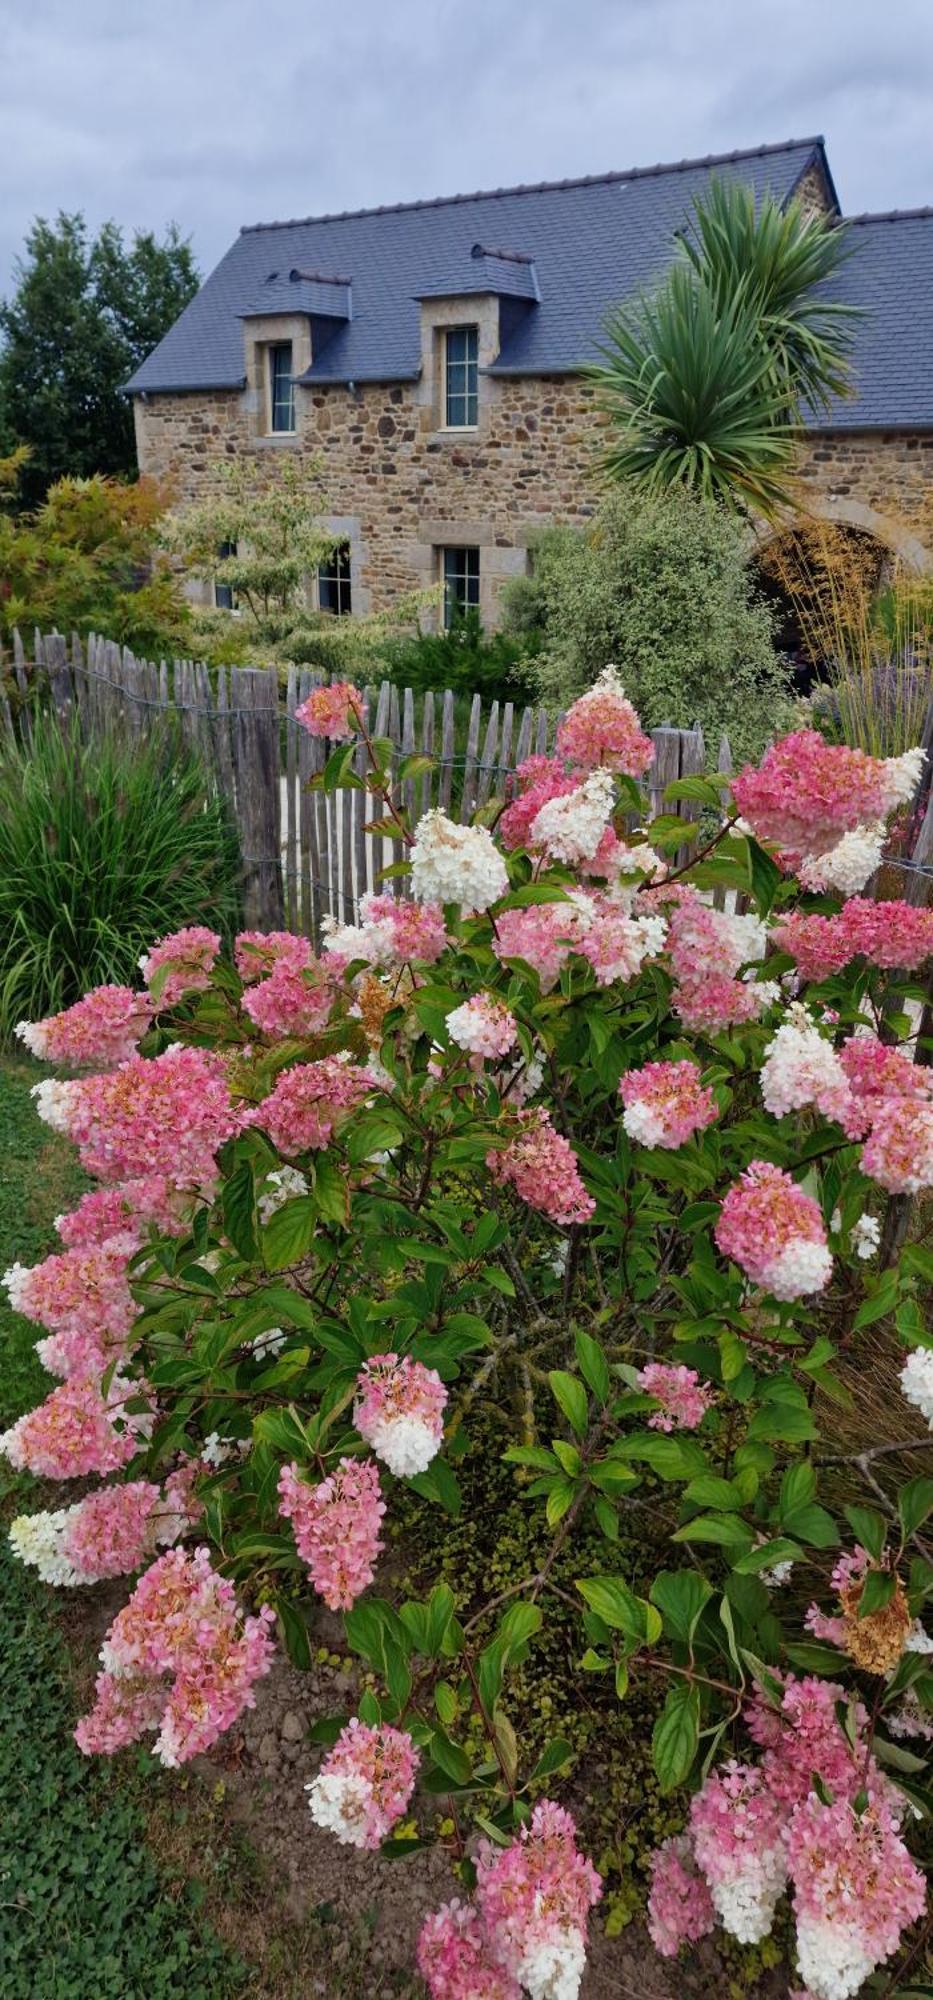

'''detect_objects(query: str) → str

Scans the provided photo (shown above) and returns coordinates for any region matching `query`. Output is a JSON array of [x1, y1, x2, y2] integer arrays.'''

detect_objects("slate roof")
[[126, 137, 933, 430]]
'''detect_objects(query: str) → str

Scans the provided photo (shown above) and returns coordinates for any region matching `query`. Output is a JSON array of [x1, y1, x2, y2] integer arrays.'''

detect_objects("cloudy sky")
[[1, 0, 932, 294]]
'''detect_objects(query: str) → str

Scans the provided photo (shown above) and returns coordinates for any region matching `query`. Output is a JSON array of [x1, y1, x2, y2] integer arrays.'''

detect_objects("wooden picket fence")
[[3, 628, 931, 938]]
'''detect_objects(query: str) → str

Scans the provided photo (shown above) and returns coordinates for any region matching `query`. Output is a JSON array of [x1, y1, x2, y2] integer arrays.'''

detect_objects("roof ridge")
[[847, 206, 933, 224], [239, 136, 824, 235]]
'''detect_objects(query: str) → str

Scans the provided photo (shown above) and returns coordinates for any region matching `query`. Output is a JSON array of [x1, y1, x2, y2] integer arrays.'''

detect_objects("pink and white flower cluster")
[[715, 1160, 832, 1301], [34, 1043, 239, 1185], [619, 1058, 718, 1150], [492, 892, 665, 992], [3, 1238, 137, 1378], [663, 890, 774, 1032], [419, 1800, 602, 2000], [353, 1353, 447, 1477], [446, 992, 519, 1060], [75, 1545, 275, 1767], [306, 1719, 419, 1848], [295, 679, 365, 740], [731, 728, 923, 863], [554, 665, 655, 777], [0, 1371, 150, 1480], [323, 891, 450, 967], [9, 1467, 200, 1587], [649, 1675, 925, 1997], [410, 809, 509, 913], [16, 983, 153, 1068], [243, 1052, 373, 1156], [774, 896, 933, 982], [636, 1362, 712, 1432]]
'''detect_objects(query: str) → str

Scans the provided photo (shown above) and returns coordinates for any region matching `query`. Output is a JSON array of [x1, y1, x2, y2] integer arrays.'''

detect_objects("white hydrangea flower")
[[799, 823, 885, 895], [760, 1012, 851, 1121], [8, 1507, 82, 1586], [409, 810, 508, 913], [722, 910, 768, 971], [546, 1237, 570, 1278], [621, 1099, 666, 1147], [250, 1326, 287, 1360], [900, 1347, 933, 1426], [905, 1620, 933, 1654], [759, 1238, 833, 1302], [30, 1077, 78, 1134], [306, 1770, 372, 1847], [2, 1262, 31, 1312], [518, 1928, 587, 2000], [794, 1913, 875, 2000], [529, 768, 616, 865], [712, 1848, 787, 1944], [760, 1556, 794, 1589], [257, 1166, 309, 1223], [201, 1432, 249, 1466], [363, 1413, 441, 1479], [851, 1212, 881, 1259], [878, 745, 926, 813], [15, 1019, 50, 1057]]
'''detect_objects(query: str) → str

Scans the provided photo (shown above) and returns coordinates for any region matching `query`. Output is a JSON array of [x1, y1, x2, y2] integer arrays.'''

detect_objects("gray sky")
[[2, 0, 932, 296]]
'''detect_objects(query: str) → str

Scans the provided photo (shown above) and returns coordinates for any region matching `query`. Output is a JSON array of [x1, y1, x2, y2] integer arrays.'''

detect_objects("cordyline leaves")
[[589, 177, 859, 518]]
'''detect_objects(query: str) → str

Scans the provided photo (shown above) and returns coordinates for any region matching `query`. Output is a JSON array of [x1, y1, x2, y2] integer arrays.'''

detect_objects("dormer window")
[[268, 341, 295, 433], [444, 326, 478, 428]]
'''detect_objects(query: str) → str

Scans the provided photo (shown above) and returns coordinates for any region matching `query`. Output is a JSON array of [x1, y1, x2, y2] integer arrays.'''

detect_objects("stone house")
[[128, 135, 933, 630]]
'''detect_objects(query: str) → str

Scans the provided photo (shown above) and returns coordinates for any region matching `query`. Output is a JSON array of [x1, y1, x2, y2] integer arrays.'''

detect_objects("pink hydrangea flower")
[[689, 1761, 789, 1944], [731, 731, 923, 859], [3, 1240, 137, 1375], [15, 984, 153, 1068], [139, 927, 221, 1009], [294, 680, 365, 741], [306, 1719, 419, 1848], [55, 1176, 190, 1251], [278, 1457, 385, 1609], [620, 1059, 718, 1149], [860, 1096, 933, 1195], [745, 1674, 867, 1811], [499, 756, 578, 851], [57, 1045, 239, 1184], [446, 994, 518, 1060], [839, 1032, 933, 1117], [636, 1361, 712, 1432], [418, 1901, 522, 1999], [241, 956, 337, 1039], [487, 1109, 595, 1226], [774, 899, 933, 983], [354, 1353, 447, 1477], [244, 1054, 373, 1156], [234, 930, 313, 982], [529, 767, 616, 866], [55, 1468, 201, 1583], [664, 892, 772, 1032], [787, 1791, 925, 2000], [555, 666, 654, 776], [714, 1161, 832, 1301], [0, 1373, 148, 1480], [75, 1545, 275, 1766], [492, 902, 586, 988], [647, 1834, 716, 1957], [475, 1798, 602, 2000], [323, 892, 450, 967]]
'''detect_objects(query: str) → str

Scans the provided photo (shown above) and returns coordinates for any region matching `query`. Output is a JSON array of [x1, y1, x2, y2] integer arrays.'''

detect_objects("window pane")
[[319, 542, 352, 616], [442, 546, 480, 627], [445, 326, 478, 427], [269, 343, 294, 432], [215, 540, 236, 610]]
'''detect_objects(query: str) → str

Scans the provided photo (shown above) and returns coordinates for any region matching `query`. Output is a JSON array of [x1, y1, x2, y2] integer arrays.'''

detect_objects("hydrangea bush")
[[6, 665, 933, 2000]]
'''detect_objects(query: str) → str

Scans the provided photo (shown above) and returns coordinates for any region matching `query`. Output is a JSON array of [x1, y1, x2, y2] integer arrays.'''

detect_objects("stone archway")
[[755, 493, 933, 577]]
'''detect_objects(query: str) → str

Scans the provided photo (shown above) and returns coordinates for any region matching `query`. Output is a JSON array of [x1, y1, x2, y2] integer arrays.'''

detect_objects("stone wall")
[[134, 374, 933, 626]]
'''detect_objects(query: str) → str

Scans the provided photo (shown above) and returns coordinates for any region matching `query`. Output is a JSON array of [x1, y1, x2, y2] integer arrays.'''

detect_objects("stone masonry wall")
[[134, 374, 933, 627]]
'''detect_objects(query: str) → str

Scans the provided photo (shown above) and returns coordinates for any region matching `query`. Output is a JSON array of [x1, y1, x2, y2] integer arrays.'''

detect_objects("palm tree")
[[590, 179, 860, 519]]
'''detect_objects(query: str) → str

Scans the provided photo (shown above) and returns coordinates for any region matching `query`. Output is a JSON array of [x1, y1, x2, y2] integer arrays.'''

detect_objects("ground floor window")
[[441, 545, 479, 628], [214, 541, 237, 611], [318, 542, 352, 616]]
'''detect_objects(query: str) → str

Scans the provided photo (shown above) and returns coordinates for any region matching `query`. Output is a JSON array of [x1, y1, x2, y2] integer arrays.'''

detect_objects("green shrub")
[[0, 716, 240, 1039], [502, 489, 793, 760], [382, 608, 539, 703]]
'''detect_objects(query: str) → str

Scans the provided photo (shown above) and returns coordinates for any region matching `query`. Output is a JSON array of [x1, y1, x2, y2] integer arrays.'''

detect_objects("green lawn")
[[0, 1059, 248, 2000]]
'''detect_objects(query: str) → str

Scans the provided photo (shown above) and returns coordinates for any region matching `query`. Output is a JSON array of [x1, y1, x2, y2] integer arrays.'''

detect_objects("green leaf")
[[672, 1513, 754, 1549], [782, 1503, 838, 1549], [649, 1570, 713, 1644], [843, 1506, 887, 1562], [222, 1159, 257, 1260], [652, 1681, 700, 1793], [312, 1154, 350, 1227], [785, 1641, 846, 1675], [683, 1474, 745, 1512], [575, 1331, 610, 1406], [612, 1434, 708, 1479], [548, 1370, 588, 1439], [733, 1537, 802, 1574], [899, 1478, 933, 1542], [274, 1595, 312, 1671], [530, 1736, 574, 1781], [746, 836, 782, 915], [408, 1459, 462, 1516], [747, 1402, 818, 1444], [262, 1194, 317, 1271], [859, 1570, 896, 1618], [576, 1575, 657, 1641]]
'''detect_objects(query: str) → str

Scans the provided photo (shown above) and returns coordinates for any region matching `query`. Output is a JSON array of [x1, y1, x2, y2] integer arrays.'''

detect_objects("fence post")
[[230, 666, 283, 928]]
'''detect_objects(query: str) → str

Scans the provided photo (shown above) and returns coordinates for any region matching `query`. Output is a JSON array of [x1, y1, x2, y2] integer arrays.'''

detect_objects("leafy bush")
[[0, 461, 190, 657], [6, 685, 933, 1996], [503, 489, 792, 760], [0, 716, 239, 1039], [382, 608, 539, 703]]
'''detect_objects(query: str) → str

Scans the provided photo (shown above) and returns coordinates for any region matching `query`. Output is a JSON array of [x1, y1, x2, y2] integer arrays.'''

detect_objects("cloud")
[[1, 0, 931, 297]]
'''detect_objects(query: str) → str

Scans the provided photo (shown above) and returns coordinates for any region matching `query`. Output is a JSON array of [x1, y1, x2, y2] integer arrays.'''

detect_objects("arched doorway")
[[755, 519, 891, 693]]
